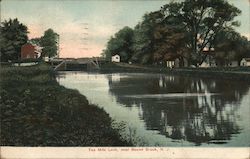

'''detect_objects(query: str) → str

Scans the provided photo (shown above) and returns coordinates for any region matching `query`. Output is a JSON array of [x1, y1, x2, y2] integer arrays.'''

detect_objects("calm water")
[[57, 72, 250, 147]]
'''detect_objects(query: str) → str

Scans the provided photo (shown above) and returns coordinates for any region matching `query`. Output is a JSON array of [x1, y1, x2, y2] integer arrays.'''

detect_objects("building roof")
[[22, 43, 35, 47], [242, 58, 250, 61]]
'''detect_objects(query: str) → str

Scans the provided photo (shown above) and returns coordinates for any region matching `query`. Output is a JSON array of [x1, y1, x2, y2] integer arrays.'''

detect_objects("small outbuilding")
[[111, 54, 120, 63], [200, 49, 217, 68], [240, 58, 250, 66], [165, 56, 188, 68], [166, 60, 175, 68]]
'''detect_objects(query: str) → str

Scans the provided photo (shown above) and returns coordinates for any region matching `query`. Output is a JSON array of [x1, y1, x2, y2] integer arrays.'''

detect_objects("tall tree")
[[161, 0, 241, 66], [0, 18, 28, 62], [153, 4, 191, 65], [104, 0, 242, 66], [104, 26, 134, 62], [132, 9, 190, 65], [214, 29, 250, 66], [40, 29, 58, 58], [131, 12, 160, 64]]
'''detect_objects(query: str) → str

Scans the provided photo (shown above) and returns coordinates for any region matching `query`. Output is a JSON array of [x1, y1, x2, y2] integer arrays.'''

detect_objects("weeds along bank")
[[0, 64, 129, 146], [100, 63, 250, 81]]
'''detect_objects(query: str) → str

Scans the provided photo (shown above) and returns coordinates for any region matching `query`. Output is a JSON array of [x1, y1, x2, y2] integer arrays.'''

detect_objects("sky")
[[1, 0, 250, 58]]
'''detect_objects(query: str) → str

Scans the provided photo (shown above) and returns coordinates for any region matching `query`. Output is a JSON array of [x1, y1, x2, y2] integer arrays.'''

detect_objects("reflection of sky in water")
[[57, 72, 250, 147], [123, 93, 219, 98]]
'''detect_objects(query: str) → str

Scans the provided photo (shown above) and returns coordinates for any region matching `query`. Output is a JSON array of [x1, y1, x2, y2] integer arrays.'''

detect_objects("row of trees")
[[0, 18, 58, 62], [103, 0, 250, 66]]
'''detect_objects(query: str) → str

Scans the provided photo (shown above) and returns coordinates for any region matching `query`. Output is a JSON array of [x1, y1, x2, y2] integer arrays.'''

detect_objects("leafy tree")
[[178, 0, 241, 66], [132, 0, 241, 66], [153, 4, 191, 65], [214, 29, 250, 66], [131, 12, 161, 64], [40, 29, 58, 58], [132, 9, 189, 65], [104, 26, 134, 62], [29, 37, 41, 46], [104, 0, 242, 67], [0, 18, 28, 62], [103, 37, 115, 61]]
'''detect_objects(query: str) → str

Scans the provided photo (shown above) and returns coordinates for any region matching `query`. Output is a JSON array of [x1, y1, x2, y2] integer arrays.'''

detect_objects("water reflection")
[[57, 72, 250, 146], [106, 74, 249, 145]]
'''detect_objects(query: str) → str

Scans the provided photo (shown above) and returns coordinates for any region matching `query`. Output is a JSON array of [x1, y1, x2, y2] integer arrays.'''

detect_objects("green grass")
[[0, 64, 130, 146]]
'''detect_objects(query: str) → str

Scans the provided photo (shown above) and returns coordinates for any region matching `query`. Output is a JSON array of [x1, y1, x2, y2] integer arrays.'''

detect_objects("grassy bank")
[[0, 64, 129, 146], [100, 63, 250, 81]]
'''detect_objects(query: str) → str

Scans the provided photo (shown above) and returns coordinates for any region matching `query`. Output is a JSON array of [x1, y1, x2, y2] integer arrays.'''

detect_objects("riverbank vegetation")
[[100, 62, 250, 81], [0, 64, 130, 146], [102, 0, 250, 67]]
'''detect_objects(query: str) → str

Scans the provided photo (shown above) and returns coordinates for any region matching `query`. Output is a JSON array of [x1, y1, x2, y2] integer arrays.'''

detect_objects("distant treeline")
[[102, 0, 250, 67]]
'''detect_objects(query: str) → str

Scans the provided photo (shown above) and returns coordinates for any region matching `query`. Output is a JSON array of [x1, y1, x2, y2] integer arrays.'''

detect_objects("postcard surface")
[[0, 0, 250, 158]]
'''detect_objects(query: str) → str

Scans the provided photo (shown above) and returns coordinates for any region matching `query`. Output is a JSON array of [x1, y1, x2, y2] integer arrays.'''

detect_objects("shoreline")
[[0, 64, 130, 146], [1, 63, 249, 147], [99, 63, 250, 81]]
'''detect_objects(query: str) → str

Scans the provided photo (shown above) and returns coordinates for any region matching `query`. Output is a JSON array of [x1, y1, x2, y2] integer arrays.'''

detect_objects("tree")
[[104, 26, 134, 62], [214, 29, 250, 66], [104, 0, 242, 67], [153, 5, 191, 65], [131, 12, 161, 64], [29, 37, 41, 46], [40, 29, 58, 58], [132, 9, 189, 65], [161, 0, 241, 66], [0, 18, 28, 62]]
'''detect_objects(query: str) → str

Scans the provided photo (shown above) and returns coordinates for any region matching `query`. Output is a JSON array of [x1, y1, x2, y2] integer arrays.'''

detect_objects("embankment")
[[0, 64, 129, 146], [100, 63, 250, 81]]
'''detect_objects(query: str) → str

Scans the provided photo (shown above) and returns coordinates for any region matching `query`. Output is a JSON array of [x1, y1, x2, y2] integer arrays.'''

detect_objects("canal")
[[57, 72, 250, 147]]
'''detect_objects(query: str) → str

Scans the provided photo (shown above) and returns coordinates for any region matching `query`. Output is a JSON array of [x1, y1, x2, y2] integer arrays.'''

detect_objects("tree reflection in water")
[[106, 74, 249, 145]]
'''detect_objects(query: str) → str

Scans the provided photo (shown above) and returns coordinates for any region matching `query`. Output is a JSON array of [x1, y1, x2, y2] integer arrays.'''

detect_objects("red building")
[[21, 43, 41, 59]]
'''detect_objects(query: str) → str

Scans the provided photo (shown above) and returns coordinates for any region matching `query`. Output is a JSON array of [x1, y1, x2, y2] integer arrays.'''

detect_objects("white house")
[[44, 57, 50, 62], [34, 45, 42, 58], [166, 60, 175, 68], [200, 58, 217, 67], [240, 58, 250, 66], [166, 58, 188, 68], [111, 54, 120, 63], [200, 49, 217, 68]]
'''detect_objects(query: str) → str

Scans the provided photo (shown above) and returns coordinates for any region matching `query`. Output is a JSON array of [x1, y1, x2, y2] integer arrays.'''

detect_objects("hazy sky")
[[2, 0, 250, 58]]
